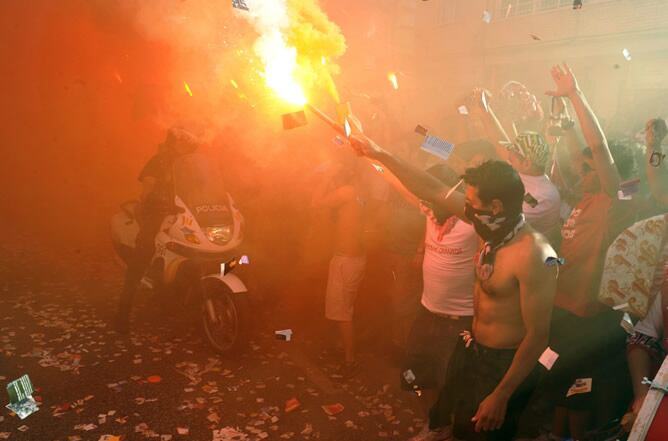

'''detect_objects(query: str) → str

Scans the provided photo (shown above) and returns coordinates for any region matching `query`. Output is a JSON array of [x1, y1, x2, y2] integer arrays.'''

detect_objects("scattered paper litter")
[[284, 397, 300, 413], [613, 302, 629, 311], [566, 378, 592, 397], [232, 0, 249, 12], [538, 346, 559, 370], [177, 427, 189, 435], [621, 312, 634, 335], [275, 329, 293, 341], [321, 403, 345, 416], [74, 423, 97, 431], [622, 48, 632, 61], [482, 10, 492, 23], [414, 124, 428, 136], [421, 135, 455, 161], [213, 427, 248, 441], [457, 105, 469, 115]]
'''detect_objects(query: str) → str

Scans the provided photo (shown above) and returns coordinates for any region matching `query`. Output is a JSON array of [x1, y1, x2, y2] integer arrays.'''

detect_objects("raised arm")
[[547, 63, 620, 197], [349, 135, 466, 220], [645, 118, 668, 207], [473, 242, 557, 432], [373, 161, 420, 208], [471, 88, 513, 162]]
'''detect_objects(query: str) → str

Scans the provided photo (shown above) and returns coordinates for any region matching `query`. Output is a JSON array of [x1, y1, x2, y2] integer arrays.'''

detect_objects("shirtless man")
[[311, 152, 366, 379], [349, 138, 557, 440]]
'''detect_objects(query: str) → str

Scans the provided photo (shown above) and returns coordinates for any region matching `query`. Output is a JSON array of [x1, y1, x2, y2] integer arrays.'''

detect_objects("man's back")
[[332, 184, 365, 257]]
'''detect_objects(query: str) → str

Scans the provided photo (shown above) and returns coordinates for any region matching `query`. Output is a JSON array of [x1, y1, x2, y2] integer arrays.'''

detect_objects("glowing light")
[[321, 56, 326, 65], [256, 30, 306, 105], [230, 79, 239, 89], [184, 81, 193, 96], [388, 72, 399, 90]]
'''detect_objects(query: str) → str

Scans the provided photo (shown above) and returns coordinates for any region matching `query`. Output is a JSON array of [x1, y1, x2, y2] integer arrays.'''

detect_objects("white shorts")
[[325, 254, 366, 321]]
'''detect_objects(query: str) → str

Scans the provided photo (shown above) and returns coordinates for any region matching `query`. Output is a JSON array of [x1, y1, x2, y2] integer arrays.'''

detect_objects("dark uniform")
[[115, 149, 179, 331]]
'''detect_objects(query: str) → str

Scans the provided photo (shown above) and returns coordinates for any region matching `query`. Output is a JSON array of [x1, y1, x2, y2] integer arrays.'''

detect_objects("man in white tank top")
[[383, 164, 479, 432]]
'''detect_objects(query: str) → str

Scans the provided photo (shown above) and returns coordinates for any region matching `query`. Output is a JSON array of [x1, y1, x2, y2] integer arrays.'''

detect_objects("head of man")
[[505, 132, 550, 176], [163, 126, 200, 156], [462, 160, 525, 242], [454, 139, 498, 171], [579, 140, 637, 194], [329, 148, 362, 188]]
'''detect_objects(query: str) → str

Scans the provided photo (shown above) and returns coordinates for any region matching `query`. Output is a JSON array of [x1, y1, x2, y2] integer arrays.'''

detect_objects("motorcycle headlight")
[[206, 225, 232, 245]]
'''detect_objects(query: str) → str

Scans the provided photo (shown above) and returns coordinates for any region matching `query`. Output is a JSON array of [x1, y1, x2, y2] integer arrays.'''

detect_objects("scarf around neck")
[[475, 214, 526, 281]]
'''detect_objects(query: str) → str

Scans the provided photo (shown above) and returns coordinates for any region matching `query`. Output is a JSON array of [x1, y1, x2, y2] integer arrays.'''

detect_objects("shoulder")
[[514, 227, 556, 269]]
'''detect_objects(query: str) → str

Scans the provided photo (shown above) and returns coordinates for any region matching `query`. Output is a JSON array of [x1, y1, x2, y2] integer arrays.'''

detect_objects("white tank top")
[[421, 217, 478, 316]]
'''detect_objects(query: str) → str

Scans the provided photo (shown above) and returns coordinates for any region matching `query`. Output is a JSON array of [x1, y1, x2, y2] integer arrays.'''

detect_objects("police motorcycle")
[[111, 152, 249, 353]]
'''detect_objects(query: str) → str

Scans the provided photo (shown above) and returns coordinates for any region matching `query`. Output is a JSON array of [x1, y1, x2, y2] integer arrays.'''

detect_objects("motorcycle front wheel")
[[201, 283, 249, 354]]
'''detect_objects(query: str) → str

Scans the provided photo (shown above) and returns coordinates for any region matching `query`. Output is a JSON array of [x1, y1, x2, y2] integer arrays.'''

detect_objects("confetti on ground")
[[275, 329, 293, 341], [321, 403, 345, 416], [284, 397, 300, 413], [0, 237, 425, 440]]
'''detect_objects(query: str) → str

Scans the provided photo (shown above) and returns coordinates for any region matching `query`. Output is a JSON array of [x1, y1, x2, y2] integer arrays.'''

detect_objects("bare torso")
[[472, 227, 554, 349], [333, 186, 365, 257]]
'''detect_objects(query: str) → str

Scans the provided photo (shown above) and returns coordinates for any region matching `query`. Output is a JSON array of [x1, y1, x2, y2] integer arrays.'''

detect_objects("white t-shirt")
[[520, 173, 561, 239], [635, 294, 663, 339], [421, 216, 478, 316]]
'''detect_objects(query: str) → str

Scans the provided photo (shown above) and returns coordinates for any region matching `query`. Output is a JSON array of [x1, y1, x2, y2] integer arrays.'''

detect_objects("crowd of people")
[[312, 63, 668, 441]]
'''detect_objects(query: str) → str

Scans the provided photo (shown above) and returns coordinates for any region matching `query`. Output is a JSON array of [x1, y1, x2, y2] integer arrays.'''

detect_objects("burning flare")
[[256, 30, 306, 105], [237, 0, 346, 106]]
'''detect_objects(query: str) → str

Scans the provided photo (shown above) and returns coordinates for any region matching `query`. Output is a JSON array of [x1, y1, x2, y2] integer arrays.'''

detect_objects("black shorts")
[[546, 307, 631, 412], [400, 305, 472, 391], [429, 337, 538, 441]]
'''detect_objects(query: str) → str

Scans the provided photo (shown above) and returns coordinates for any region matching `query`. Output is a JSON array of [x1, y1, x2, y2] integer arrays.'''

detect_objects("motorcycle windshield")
[[172, 153, 232, 227]]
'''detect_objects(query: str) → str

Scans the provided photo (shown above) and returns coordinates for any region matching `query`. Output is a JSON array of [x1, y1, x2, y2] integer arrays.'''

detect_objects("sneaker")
[[330, 360, 360, 380], [408, 424, 452, 441]]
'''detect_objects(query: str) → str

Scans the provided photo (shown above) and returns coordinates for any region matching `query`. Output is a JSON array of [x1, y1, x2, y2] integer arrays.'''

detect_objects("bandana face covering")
[[464, 203, 525, 280]]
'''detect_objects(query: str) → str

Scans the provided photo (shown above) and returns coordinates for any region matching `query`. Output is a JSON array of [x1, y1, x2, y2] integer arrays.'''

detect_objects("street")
[[0, 234, 423, 441]]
